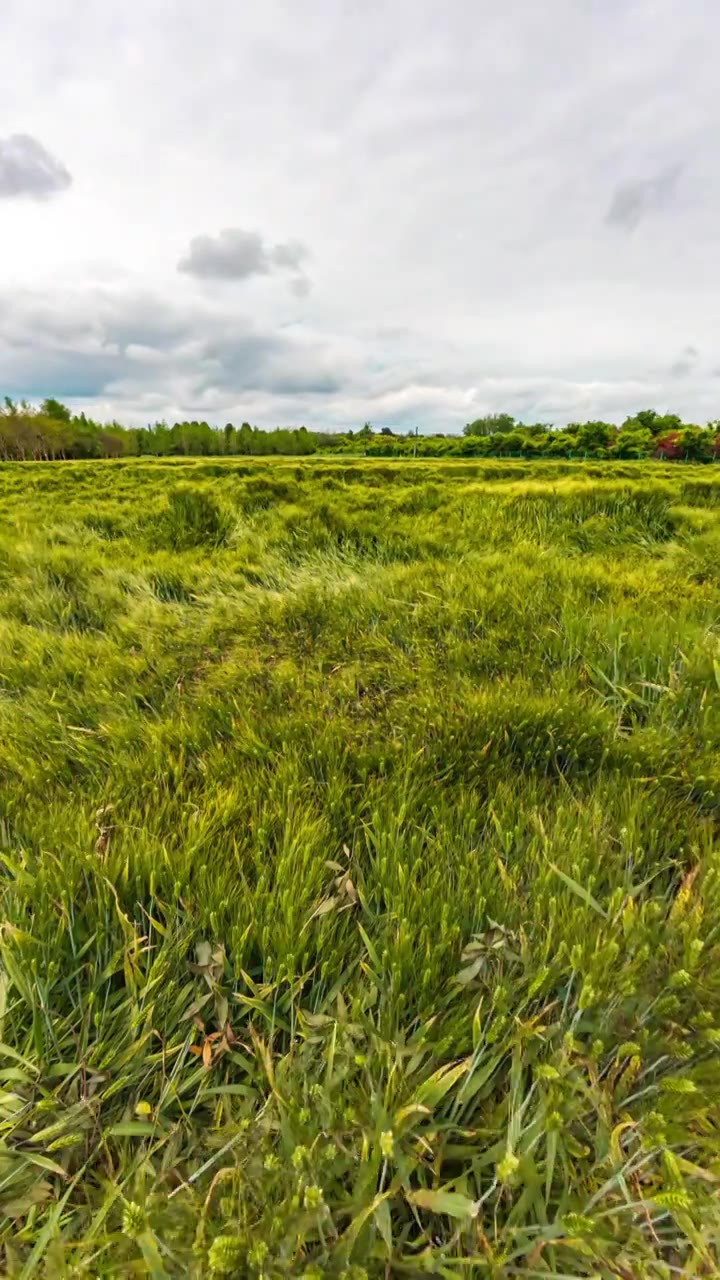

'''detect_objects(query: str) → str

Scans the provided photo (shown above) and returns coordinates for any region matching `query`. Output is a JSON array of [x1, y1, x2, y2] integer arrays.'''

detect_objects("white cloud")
[[0, 0, 719, 427]]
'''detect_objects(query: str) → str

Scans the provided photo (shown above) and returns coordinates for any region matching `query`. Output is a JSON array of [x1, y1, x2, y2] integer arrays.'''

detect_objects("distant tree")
[[380, 426, 394, 436], [294, 426, 316, 455], [545, 432, 576, 457], [654, 431, 683, 460], [314, 430, 347, 450], [574, 420, 616, 456], [488, 429, 525, 456], [624, 410, 682, 438], [458, 434, 491, 457], [622, 409, 659, 435], [678, 425, 712, 461], [98, 429, 126, 458], [523, 431, 553, 456], [464, 413, 516, 437], [616, 425, 654, 459], [41, 398, 72, 423], [236, 423, 254, 455]]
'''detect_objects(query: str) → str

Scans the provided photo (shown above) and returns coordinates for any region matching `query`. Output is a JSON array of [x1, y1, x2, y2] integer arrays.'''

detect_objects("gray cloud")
[[0, 286, 344, 409], [3, 0, 720, 429], [270, 240, 308, 271], [290, 275, 312, 299], [667, 344, 699, 378], [178, 227, 310, 290], [0, 134, 71, 200], [199, 326, 344, 396], [4, 278, 720, 432], [605, 164, 682, 232]]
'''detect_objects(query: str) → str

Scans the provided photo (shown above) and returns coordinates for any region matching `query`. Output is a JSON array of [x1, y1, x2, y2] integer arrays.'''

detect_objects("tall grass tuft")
[[152, 485, 235, 550]]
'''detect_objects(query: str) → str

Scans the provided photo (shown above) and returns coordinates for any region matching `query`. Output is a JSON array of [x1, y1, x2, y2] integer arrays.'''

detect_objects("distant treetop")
[[464, 413, 517, 436]]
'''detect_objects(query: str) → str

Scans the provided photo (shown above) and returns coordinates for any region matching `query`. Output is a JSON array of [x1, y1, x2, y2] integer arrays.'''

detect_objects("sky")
[[1, 0, 719, 432]]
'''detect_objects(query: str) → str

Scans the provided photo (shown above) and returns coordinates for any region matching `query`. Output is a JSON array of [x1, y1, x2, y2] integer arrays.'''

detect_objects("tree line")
[[0, 399, 323, 460], [0, 398, 719, 462], [369, 411, 720, 461]]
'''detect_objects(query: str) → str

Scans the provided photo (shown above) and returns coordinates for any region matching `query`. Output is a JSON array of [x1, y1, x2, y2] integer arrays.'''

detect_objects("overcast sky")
[[1, 0, 718, 431]]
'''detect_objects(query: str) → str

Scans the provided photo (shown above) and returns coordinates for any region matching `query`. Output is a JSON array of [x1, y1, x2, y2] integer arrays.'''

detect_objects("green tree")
[[678, 425, 712, 461], [41, 398, 72, 423], [615, 425, 654, 459], [464, 413, 515, 437], [545, 432, 576, 457], [489, 429, 527, 456], [574, 420, 616, 456], [623, 410, 682, 438]]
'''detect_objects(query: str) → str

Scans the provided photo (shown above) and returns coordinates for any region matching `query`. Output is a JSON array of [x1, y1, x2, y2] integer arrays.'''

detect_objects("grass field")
[[1, 456, 719, 1276]]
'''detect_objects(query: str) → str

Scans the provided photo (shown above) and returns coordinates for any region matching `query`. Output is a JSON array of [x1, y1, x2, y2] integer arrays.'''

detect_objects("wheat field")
[[0, 457, 719, 1276]]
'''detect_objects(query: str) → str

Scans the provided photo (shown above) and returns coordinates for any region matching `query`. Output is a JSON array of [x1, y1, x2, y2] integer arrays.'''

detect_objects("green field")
[[1, 457, 719, 1276]]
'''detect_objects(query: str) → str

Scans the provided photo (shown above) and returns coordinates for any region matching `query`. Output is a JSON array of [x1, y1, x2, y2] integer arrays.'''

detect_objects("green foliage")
[[573, 420, 616, 455], [616, 424, 655, 459], [0, 457, 719, 1275], [464, 413, 517, 436], [623, 409, 683, 437], [3, 397, 720, 462], [679, 425, 713, 462]]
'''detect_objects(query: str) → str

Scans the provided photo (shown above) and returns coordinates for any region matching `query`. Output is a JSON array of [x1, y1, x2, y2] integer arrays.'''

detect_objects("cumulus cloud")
[[605, 165, 682, 232], [0, 134, 71, 199], [178, 227, 310, 291]]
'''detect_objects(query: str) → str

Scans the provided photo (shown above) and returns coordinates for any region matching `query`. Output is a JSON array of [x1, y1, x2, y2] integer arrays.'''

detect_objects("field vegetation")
[[1, 456, 719, 1276]]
